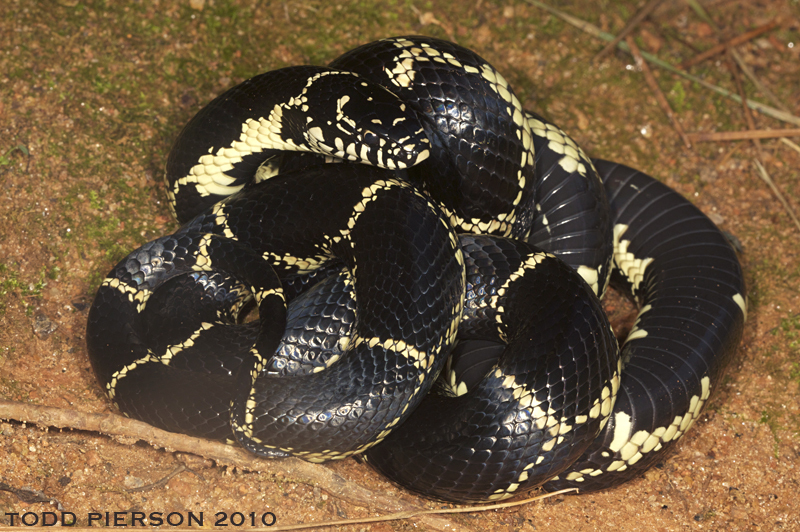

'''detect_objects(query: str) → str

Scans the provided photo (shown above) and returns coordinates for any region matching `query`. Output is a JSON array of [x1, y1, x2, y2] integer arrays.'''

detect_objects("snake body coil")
[[542, 160, 747, 492], [86, 36, 745, 503]]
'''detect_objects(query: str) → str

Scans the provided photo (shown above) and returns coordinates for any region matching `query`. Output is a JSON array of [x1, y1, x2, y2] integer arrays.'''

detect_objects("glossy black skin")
[[430, 161, 746, 498], [540, 160, 746, 492], [86, 234, 286, 440], [330, 36, 537, 238], [329, 36, 613, 291], [86, 35, 745, 502], [166, 65, 429, 223], [526, 111, 612, 285], [364, 235, 619, 502], [92, 164, 465, 458]]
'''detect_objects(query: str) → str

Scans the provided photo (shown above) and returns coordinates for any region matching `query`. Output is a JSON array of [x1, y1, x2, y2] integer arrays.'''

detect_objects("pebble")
[[33, 313, 58, 339]]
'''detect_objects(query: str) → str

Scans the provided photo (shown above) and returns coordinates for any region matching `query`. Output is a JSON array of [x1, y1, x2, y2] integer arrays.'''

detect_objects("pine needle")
[[523, 0, 800, 127], [754, 160, 800, 232]]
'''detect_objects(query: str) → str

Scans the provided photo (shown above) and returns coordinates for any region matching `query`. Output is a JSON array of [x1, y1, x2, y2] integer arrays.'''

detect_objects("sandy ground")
[[1, 0, 799, 530]]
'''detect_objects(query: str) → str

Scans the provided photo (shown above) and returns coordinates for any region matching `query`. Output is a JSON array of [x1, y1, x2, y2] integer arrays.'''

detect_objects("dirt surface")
[[1, 0, 799, 530]]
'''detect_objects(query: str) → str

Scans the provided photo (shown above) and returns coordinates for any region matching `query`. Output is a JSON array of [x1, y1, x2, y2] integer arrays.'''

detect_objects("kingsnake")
[[86, 36, 746, 503]]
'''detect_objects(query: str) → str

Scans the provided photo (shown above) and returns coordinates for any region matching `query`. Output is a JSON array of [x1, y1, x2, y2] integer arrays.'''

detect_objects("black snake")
[[86, 36, 746, 503]]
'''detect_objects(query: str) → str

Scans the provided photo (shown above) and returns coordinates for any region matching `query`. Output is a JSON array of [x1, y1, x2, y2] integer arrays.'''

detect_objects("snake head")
[[302, 72, 430, 170]]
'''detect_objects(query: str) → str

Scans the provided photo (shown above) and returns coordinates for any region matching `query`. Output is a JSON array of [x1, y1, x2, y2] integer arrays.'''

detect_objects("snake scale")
[[86, 36, 746, 503]]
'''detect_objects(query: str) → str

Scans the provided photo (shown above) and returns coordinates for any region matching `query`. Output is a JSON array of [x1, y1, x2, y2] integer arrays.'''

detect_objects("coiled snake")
[[86, 36, 746, 503]]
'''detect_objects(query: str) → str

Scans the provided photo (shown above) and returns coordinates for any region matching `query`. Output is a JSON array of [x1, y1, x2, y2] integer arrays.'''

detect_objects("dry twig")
[[0, 400, 464, 531], [780, 137, 800, 155], [592, 0, 663, 62], [523, 0, 800, 127], [680, 19, 779, 69], [684, 2, 798, 233], [0, 490, 576, 532], [753, 161, 800, 233], [0, 401, 581, 531], [260, 489, 576, 531], [685, 0, 791, 114], [687, 129, 800, 142], [125, 464, 188, 493], [625, 35, 691, 148], [726, 47, 764, 158]]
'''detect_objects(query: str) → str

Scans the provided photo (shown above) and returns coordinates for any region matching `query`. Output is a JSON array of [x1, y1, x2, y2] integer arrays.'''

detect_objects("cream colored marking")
[[527, 116, 546, 135], [447, 208, 513, 236], [101, 277, 151, 313], [107, 322, 216, 398], [173, 69, 429, 204], [600, 383, 614, 417], [541, 437, 557, 453], [625, 303, 652, 342], [606, 460, 626, 472], [662, 419, 680, 442], [343, 140, 359, 159], [585, 376, 714, 478], [329, 178, 427, 245], [487, 491, 514, 501], [211, 202, 236, 239], [733, 293, 747, 321], [351, 335, 427, 365], [588, 399, 601, 419], [262, 251, 328, 274], [613, 224, 654, 291], [336, 94, 351, 116], [106, 350, 157, 399], [491, 366, 592, 444], [192, 234, 215, 271], [493, 252, 549, 298], [385, 56, 416, 88], [608, 411, 633, 453], [162, 322, 216, 361], [640, 427, 666, 453], [336, 336, 351, 353], [471, 63, 533, 175], [626, 328, 648, 341], [576, 265, 600, 296], [252, 286, 285, 305]]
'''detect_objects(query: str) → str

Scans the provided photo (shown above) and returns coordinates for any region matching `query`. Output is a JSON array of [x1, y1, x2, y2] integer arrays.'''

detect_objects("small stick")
[[717, 142, 743, 169], [0, 489, 579, 532], [0, 400, 463, 532], [625, 35, 692, 148], [728, 47, 792, 114], [780, 137, 800, 155], [726, 49, 764, 158], [523, 0, 800, 127], [259, 489, 578, 531], [695, 1, 797, 233], [680, 19, 779, 69], [125, 464, 187, 492], [754, 160, 800, 232], [685, 0, 792, 114], [687, 129, 800, 142], [693, 2, 766, 161], [593, 0, 664, 62]]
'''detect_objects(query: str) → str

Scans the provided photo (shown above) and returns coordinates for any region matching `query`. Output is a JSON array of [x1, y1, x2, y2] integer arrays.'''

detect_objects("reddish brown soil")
[[1, 1, 798, 530]]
